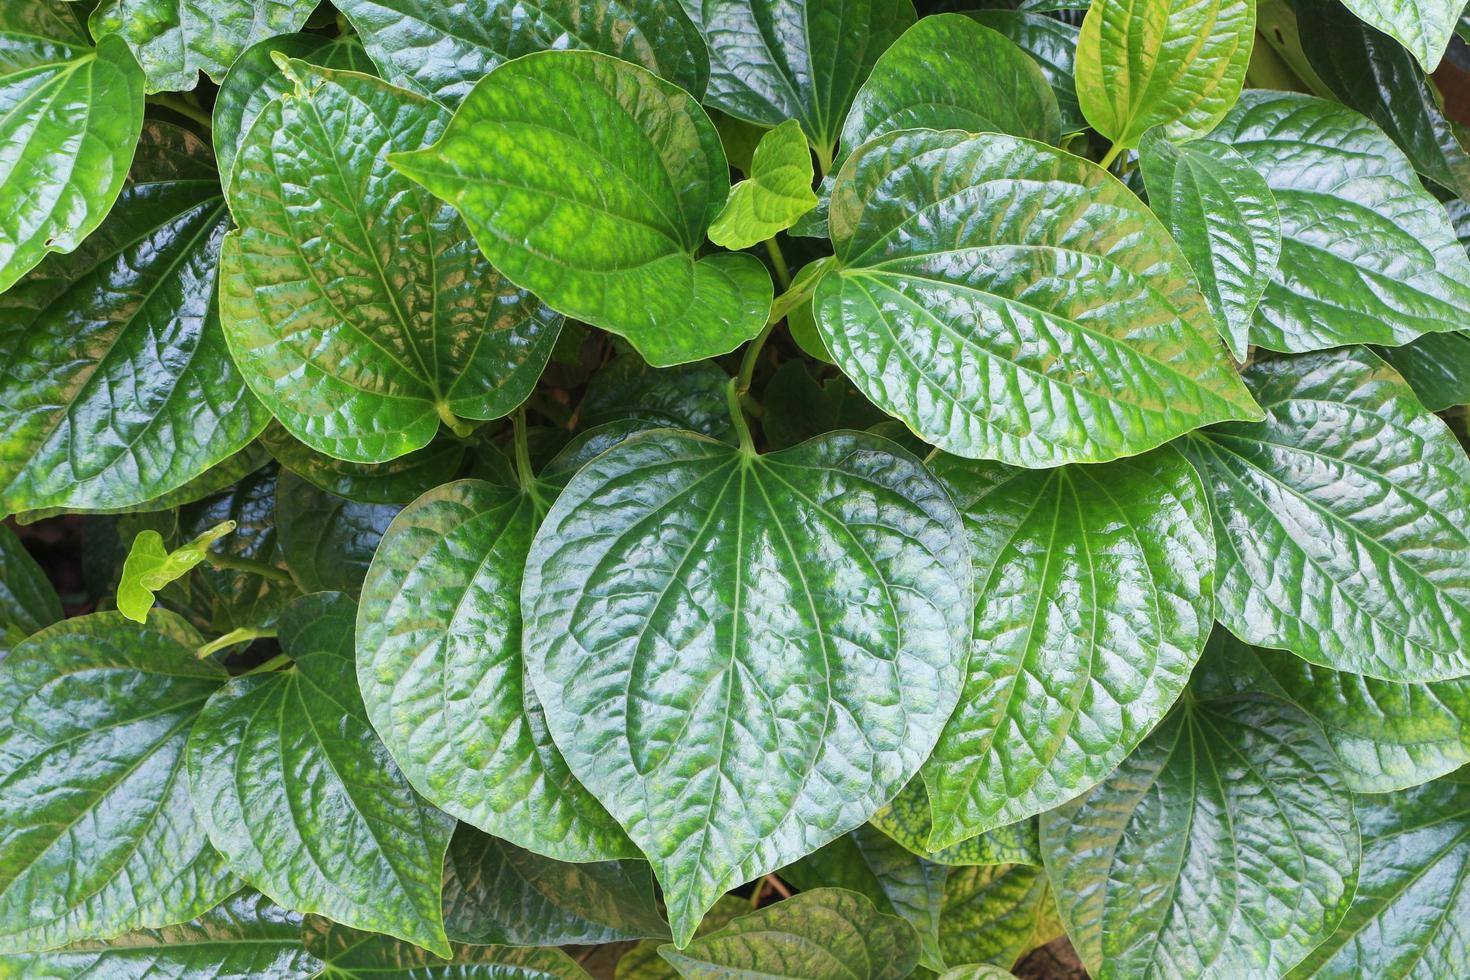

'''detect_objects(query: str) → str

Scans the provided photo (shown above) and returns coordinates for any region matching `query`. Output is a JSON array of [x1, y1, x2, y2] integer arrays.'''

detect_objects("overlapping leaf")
[[275, 470, 397, 595], [707, 119, 817, 251], [0, 525, 60, 656], [258, 423, 466, 506], [1339, 0, 1462, 72], [1376, 331, 1470, 411], [303, 916, 591, 978], [580, 357, 736, 443], [968, 8, 1084, 132], [939, 863, 1063, 971], [177, 465, 296, 632], [871, 781, 1043, 868]]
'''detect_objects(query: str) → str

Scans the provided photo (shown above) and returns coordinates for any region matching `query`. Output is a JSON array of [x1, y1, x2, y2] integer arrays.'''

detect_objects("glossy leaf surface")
[[1375, 331, 1470, 412], [940, 863, 1062, 971], [1339, 0, 1462, 72], [303, 916, 592, 978], [0, 526, 60, 655], [522, 429, 972, 944], [872, 781, 1043, 868], [707, 119, 817, 251], [275, 470, 397, 595], [258, 424, 465, 506], [579, 357, 735, 443], [968, 9, 1083, 133], [817, 128, 1260, 467]]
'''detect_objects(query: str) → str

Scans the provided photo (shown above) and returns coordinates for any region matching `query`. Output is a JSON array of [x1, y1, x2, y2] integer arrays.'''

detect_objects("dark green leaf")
[[178, 465, 296, 632], [187, 592, 453, 955], [759, 360, 884, 452], [708, 119, 818, 250], [1338, 0, 1462, 72], [0, 526, 60, 656], [1374, 331, 1470, 411], [967, 9, 1083, 133], [303, 916, 592, 979], [615, 896, 749, 980], [580, 356, 735, 443], [817, 128, 1260, 467], [522, 430, 972, 944], [871, 780, 1043, 869], [939, 863, 1062, 971], [391, 51, 772, 368], [0, 612, 235, 952], [258, 423, 466, 506], [275, 470, 397, 596], [538, 420, 666, 496]]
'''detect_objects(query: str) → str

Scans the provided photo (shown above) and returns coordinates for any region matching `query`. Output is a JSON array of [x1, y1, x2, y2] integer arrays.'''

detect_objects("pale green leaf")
[[117, 520, 235, 623], [871, 780, 1043, 869], [939, 863, 1062, 971], [708, 119, 817, 250]]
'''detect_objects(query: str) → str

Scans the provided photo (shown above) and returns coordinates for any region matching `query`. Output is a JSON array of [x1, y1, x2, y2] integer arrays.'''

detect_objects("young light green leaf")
[[303, 916, 592, 979], [186, 592, 454, 956], [1076, 0, 1254, 151], [1208, 91, 1470, 353], [391, 51, 772, 368], [921, 446, 1214, 846], [275, 470, 397, 596], [658, 889, 920, 979], [443, 825, 667, 946], [258, 423, 467, 506], [117, 520, 235, 623], [1287, 777, 1470, 978], [0, 612, 235, 952], [0, 5, 144, 295], [1138, 131, 1280, 360], [707, 120, 818, 250], [336, 0, 709, 106], [580, 357, 736, 443], [871, 781, 1043, 869], [1179, 347, 1470, 682], [522, 430, 972, 945], [0, 525, 61, 656], [1042, 694, 1360, 979], [1374, 331, 1470, 412], [940, 863, 1063, 971], [0, 122, 268, 516], [1338, 0, 1462, 72], [968, 9, 1084, 133], [817, 128, 1260, 468], [358, 479, 636, 862], [222, 64, 561, 463]]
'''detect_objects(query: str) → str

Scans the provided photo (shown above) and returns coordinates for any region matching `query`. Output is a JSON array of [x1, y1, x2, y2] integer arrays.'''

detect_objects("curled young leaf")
[[707, 119, 818, 251]]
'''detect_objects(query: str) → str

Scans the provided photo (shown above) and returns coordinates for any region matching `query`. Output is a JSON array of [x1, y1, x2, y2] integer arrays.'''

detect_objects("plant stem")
[[239, 652, 291, 676], [764, 237, 792, 290], [205, 552, 295, 585], [435, 401, 476, 438], [1098, 141, 1124, 171], [814, 140, 834, 179], [513, 407, 550, 511], [197, 627, 276, 660], [727, 315, 780, 453], [147, 93, 212, 131]]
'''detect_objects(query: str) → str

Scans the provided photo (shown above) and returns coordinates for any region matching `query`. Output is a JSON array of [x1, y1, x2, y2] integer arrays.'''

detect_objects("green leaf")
[[937, 967, 1016, 980], [0, 6, 144, 295], [939, 863, 1062, 971], [258, 423, 467, 506], [1076, 0, 1254, 150], [921, 445, 1214, 846], [222, 63, 561, 462], [871, 780, 1043, 869], [336, 0, 709, 106], [818, 127, 1260, 467], [303, 916, 592, 979], [391, 51, 772, 368], [708, 120, 818, 250], [658, 889, 920, 979], [0, 889, 322, 978], [186, 592, 454, 955], [1374, 331, 1470, 412], [89, 0, 316, 92], [839, 13, 1060, 163], [275, 470, 397, 596], [1338, 0, 1462, 72], [0, 525, 61, 655], [616, 896, 749, 980], [443, 825, 668, 946], [1138, 131, 1280, 361], [1208, 91, 1470, 353], [0, 612, 235, 952], [177, 465, 296, 632], [1041, 694, 1360, 979], [521, 429, 972, 944], [580, 356, 736, 443], [1287, 776, 1470, 978], [1178, 347, 1470, 682], [0, 122, 268, 515], [967, 9, 1084, 133], [760, 360, 884, 452], [117, 520, 235, 623], [358, 479, 636, 862]]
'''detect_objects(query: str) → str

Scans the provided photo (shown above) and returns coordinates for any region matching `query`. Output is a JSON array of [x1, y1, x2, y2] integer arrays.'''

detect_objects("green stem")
[[764, 238, 792, 290], [197, 627, 276, 660], [814, 140, 834, 179], [435, 400, 476, 438], [239, 652, 291, 676], [1098, 141, 1125, 171], [513, 407, 550, 511], [206, 552, 295, 585], [727, 316, 780, 453], [147, 93, 212, 131]]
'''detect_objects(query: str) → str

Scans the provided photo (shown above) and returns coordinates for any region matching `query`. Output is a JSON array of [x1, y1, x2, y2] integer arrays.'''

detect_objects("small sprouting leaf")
[[817, 127, 1260, 467], [358, 479, 636, 862], [1338, 0, 1463, 72], [1138, 131, 1281, 361], [117, 520, 235, 623], [1208, 91, 1470, 353], [222, 63, 561, 463], [1374, 331, 1470, 412], [0, 525, 61, 656], [0, 612, 235, 952], [178, 466, 296, 632], [303, 915, 592, 979], [657, 889, 920, 979], [0, 4, 144, 295], [258, 423, 466, 506], [579, 357, 736, 443], [939, 863, 1063, 971], [968, 8, 1084, 133], [921, 446, 1214, 846], [442, 825, 668, 946], [1042, 694, 1360, 979], [871, 780, 1043, 869], [1179, 347, 1470, 682], [707, 120, 818, 250], [521, 430, 972, 944], [336, 0, 709, 105], [186, 592, 454, 955], [391, 51, 772, 368], [1076, 0, 1254, 150], [275, 471, 397, 596]]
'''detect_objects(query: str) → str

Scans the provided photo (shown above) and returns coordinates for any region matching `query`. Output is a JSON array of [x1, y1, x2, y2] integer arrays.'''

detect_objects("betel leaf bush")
[[6, 0, 1470, 975]]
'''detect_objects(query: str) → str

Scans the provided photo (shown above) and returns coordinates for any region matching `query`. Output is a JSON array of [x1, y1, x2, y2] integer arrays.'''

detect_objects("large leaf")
[[683, 0, 916, 170], [579, 356, 735, 443], [0, 5, 144, 295], [1076, 0, 1253, 150], [707, 119, 818, 251], [968, 9, 1084, 133], [258, 423, 466, 506], [1178, 347, 1470, 682], [336, 0, 709, 106], [0, 889, 322, 978], [303, 916, 592, 979], [186, 592, 454, 955], [871, 780, 1043, 869], [816, 127, 1259, 468], [358, 479, 634, 862], [1208, 91, 1470, 353], [658, 889, 920, 979], [0, 612, 235, 952], [275, 470, 397, 595], [1138, 131, 1280, 361], [521, 429, 972, 944], [921, 446, 1214, 846], [1375, 331, 1470, 411], [0, 525, 60, 655], [1288, 776, 1470, 978], [1339, 0, 1462, 72], [1041, 693, 1360, 979], [222, 63, 561, 463], [391, 51, 772, 368], [939, 863, 1063, 971], [0, 122, 267, 515], [442, 826, 667, 946]]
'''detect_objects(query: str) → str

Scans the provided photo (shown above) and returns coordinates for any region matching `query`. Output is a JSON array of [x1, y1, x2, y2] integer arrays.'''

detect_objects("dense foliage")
[[4, 0, 1470, 976]]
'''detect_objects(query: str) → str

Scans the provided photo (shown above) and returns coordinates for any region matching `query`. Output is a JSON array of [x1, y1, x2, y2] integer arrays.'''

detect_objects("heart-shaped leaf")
[[303, 916, 592, 978], [118, 520, 235, 623], [707, 119, 817, 251], [968, 9, 1084, 133], [816, 127, 1260, 467], [391, 51, 772, 368], [275, 470, 397, 595], [522, 429, 972, 944], [1338, 0, 1462, 72]]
